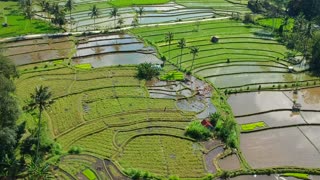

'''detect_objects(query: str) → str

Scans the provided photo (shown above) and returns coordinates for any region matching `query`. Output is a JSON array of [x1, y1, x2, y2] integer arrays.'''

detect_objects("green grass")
[[108, 0, 170, 7], [257, 18, 294, 31], [117, 135, 205, 178], [282, 173, 309, 180], [130, 19, 319, 89], [0, 1, 60, 37], [241, 121, 267, 131], [75, 63, 92, 70], [160, 71, 185, 81], [83, 169, 97, 180]]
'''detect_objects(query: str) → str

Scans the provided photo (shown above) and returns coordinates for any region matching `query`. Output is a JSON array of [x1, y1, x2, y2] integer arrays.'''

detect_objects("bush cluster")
[[137, 63, 160, 80], [185, 121, 212, 140], [124, 168, 161, 180]]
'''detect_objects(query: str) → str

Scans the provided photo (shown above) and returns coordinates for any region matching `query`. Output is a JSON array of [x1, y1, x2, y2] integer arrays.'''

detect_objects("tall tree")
[[177, 38, 186, 69], [190, 46, 199, 71], [135, 7, 144, 23], [311, 32, 320, 73], [88, 5, 99, 30], [65, 0, 75, 31], [165, 32, 174, 62], [109, 7, 119, 28], [25, 86, 53, 162], [117, 16, 124, 28], [0, 52, 24, 178]]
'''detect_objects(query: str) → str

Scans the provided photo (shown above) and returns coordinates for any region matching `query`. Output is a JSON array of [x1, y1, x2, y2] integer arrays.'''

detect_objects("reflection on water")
[[73, 53, 162, 67]]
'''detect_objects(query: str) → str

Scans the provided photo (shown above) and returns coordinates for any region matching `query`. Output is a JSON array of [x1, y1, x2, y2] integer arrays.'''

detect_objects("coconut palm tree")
[[44, 1, 50, 19], [88, 5, 99, 30], [135, 7, 144, 23], [117, 16, 124, 28], [109, 7, 119, 28], [190, 46, 199, 71], [177, 38, 186, 69], [25, 86, 53, 162], [65, 0, 75, 31], [165, 32, 174, 62]]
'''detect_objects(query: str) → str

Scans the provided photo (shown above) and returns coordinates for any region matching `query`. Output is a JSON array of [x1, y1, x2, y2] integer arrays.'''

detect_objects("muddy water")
[[299, 126, 320, 151], [73, 53, 162, 67], [10, 49, 69, 65], [176, 97, 206, 113], [301, 112, 320, 124], [236, 111, 306, 128], [204, 146, 224, 173], [284, 87, 320, 110], [228, 92, 292, 116], [77, 38, 139, 49], [240, 127, 320, 168], [75, 43, 145, 57], [4, 37, 74, 65], [218, 154, 240, 170]]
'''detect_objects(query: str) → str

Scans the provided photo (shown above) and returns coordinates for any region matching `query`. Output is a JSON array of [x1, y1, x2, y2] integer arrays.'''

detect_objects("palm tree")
[[26, 86, 53, 162], [117, 16, 124, 28], [65, 0, 75, 31], [190, 46, 199, 71], [165, 32, 174, 62], [135, 7, 144, 23], [177, 38, 186, 69], [109, 7, 119, 28], [88, 5, 99, 30], [44, 1, 50, 19]]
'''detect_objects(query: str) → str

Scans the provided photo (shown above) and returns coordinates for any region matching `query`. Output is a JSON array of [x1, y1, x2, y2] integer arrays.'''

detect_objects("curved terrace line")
[[235, 109, 320, 118], [241, 123, 320, 134], [218, 78, 320, 89], [192, 59, 288, 70], [194, 64, 288, 73], [204, 71, 292, 78]]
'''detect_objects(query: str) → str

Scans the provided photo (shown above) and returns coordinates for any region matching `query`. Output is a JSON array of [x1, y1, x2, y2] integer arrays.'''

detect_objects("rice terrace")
[[0, 0, 320, 180]]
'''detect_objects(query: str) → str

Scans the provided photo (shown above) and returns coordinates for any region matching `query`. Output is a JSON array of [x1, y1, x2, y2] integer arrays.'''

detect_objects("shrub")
[[124, 168, 160, 180], [137, 63, 160, 80], [68, 146, 82, 154], [210, 112, 221, 126], [258, 85, 261, 91], [243, 13, 254, 24], [185, 121, 212, 140]]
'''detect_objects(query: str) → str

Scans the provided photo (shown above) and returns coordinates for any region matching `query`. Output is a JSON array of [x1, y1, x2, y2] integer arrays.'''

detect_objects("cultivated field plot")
[[228, 91, 293, 116], [73, 34, 162, 67], [15, 62, 219, 178], [3, 37, 74, 65], [236, 111, 306, 128], [131, 19, 320, 89], [284, 87, 320, 111], [117, 135, 206, 178], [240, 127, 320, 168], [63, 2, 214, 31]]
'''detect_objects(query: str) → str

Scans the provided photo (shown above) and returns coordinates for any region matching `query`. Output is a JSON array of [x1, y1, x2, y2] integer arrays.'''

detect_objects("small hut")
[[211, 36, 219, 43], [201, 119, 214, 130]]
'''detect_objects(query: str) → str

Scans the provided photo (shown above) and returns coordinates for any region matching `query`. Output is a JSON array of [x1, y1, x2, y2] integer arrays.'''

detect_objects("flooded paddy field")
[[3, 37, 74, 65], [73, 34, 163, 67], [228, 91, 292, 116], [218, 154, 241, 170], [240, 127, 320, 168], [236, 111, 306, 128], [66, 2, 215, 31], [284, 87, 320, 111]]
